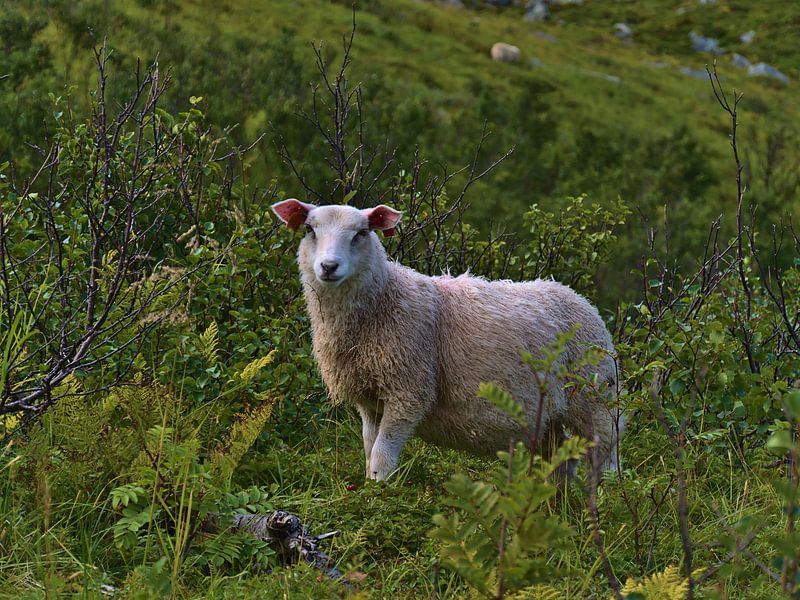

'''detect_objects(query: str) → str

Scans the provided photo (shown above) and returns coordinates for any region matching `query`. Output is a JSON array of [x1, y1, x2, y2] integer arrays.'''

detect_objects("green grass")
[[0, 398, 789, 598], [7, 0, 800, 305]]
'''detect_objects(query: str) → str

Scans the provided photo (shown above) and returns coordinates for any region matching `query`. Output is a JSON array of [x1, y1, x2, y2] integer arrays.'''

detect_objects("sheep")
[[272, 199, 623, 481]]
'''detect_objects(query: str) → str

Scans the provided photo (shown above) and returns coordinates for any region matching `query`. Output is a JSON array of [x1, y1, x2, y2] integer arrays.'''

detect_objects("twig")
[[706, 62, 758, 374], [588, 439, 622, 598], [649, 372, 695, 598]]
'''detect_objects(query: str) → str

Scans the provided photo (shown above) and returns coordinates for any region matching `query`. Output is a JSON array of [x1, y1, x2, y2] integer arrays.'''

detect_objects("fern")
[[203, 530, 244, 567], [430, 439, 587, 598], [478, 382, 526, 428], [198, 320, 219, 364], [237, 350, 277, 383], [617, 566, 703, 600], [509, 585, 563, 600], [431, 330, 597, 598], [208, 398, 278, 486]]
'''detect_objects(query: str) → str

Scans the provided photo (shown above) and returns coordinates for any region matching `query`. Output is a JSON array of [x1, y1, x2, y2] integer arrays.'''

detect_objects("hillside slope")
[[3, 0, 799, 301]]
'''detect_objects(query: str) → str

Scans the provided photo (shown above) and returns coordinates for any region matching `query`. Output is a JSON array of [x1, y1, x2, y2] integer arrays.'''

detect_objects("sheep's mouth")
[[317, 274, 344, 285]]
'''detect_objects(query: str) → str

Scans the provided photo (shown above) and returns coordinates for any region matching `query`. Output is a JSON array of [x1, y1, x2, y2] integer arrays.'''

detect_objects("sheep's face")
[[271, 200, 401, 288]]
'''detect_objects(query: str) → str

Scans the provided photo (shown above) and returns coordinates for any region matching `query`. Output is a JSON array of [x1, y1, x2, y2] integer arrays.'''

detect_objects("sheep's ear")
[[271, 199, 316, 231], [363, 205, 402, 237]]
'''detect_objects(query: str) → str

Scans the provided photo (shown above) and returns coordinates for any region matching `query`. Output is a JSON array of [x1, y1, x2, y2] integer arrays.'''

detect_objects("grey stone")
[[533, 30, 558, 43], [529, 57, 544, 68], [613, 22, 633, 40], [680, 66, 709, 80], [731, 53, 751, 69], [525, 0, 550, 21], [583, 69, 622, 84], [491, 42, 521, 63], [690, 31, 724, 55], [748, 62, 789, 84], [740, 30, 756, 44]]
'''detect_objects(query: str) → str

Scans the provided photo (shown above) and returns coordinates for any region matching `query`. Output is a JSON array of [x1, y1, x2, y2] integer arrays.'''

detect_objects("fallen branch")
[[203, 511, 348, 583]]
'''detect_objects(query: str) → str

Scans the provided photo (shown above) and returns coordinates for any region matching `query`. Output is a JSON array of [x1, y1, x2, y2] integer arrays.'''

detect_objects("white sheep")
[[272, 200, 623, 481]]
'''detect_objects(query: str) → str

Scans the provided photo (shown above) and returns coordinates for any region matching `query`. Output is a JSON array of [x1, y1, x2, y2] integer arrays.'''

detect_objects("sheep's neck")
[[303, 260, 391, 330]]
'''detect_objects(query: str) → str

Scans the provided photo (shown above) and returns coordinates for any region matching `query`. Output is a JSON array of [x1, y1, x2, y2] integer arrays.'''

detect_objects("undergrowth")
[[1, 8, 799, 599]]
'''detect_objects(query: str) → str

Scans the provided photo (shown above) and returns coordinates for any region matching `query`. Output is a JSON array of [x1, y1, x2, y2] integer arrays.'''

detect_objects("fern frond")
[[198, 321, 219, 364], [618, 565, 699, 600], [511, 584, 563, 600], [208, 396, 278, 486], [238, 350, 277, 383]]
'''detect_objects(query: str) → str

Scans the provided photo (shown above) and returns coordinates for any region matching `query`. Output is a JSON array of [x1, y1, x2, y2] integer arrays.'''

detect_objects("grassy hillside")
[[3, 0, 799, 304], [1, 2, 799, 599]]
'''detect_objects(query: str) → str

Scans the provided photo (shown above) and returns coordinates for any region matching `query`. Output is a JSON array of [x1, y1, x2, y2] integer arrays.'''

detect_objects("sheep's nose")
[[320, 260, 339, 276]]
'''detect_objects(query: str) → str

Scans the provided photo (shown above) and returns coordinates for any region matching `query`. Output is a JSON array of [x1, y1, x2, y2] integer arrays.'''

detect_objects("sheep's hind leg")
[[368, 407, 420, 481], [540, 421, 577, 484], [571, 404, 623, 473], [357, 405, 381, 479], [605, 407, 626, 472]]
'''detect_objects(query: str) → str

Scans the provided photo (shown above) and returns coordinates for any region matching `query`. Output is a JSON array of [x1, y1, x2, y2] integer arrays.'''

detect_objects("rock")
[[613, 23, 633, 41], [443, 0, 465, 7], [740, 30, 756, 45], [583, 69, 622, 84], [486, 0, 512, 6], [680, 66, 709, 80], [529, 57, 544, 68], [551, 0, 583, 4], [490, 42, 521, 63], [731, 53, 751, 69], [533, 30, 558, 43], [698, 0, 717, 5], [690, 31, 724, 55], [525, 0, 550, 21], [748, 63, 789, 83]]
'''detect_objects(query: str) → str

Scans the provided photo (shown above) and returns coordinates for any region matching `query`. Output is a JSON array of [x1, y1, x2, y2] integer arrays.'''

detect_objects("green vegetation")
[[1, 1, 799, 598], [3, 0, 799, 304]]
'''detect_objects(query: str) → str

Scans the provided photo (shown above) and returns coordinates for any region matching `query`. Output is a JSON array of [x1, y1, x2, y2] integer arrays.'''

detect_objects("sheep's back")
[[419, 274, 614, 453]]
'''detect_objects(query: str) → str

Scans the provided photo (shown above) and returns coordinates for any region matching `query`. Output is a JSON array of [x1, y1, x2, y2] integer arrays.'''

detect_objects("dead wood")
[[203, 510, 348, 584]]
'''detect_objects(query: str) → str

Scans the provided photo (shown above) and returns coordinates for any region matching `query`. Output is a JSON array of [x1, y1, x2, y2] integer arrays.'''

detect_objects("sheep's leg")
[[357, 405, 381, 478], [591, 405, 626, 472], [571, 404, 623, 472], [605, 407, 626, 472], [540, 422, 577, 483], [368, 408, 420, 481]]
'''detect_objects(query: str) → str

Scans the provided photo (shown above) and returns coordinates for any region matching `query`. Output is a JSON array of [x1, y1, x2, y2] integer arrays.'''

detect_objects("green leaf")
[[766, 429, 793, 454], [783, 390, 800, 420], [478, 382, 526, 427]]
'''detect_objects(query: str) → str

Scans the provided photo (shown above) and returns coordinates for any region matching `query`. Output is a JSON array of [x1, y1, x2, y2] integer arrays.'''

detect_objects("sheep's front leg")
[[357, 405, 380, 478], [368, 408, 420, 481]]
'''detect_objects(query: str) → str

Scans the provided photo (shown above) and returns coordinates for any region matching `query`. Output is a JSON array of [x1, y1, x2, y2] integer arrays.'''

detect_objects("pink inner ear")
[[272, 199, 312, 231], [286, 211, 307, 231], [366, 205, 401, 232]]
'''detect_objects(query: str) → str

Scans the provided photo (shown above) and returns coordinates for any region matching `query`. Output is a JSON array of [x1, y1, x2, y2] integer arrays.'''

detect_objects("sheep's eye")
[[305, 225, 316, 239], [353, 229, 369, 242]]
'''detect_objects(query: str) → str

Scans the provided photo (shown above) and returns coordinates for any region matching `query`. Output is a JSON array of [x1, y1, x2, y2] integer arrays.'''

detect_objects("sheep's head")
[[271, 200, 402, 288]]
